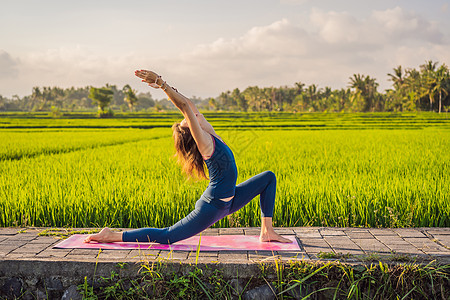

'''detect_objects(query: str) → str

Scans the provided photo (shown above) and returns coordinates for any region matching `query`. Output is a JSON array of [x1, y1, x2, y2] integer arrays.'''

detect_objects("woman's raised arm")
[[135, 70, 200, 114], [135, 70, 212, 155], [172, 88, 201, 116]]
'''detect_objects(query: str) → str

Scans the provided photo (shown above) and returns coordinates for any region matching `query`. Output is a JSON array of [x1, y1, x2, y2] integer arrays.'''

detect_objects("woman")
[[85, 70, 290, 244]]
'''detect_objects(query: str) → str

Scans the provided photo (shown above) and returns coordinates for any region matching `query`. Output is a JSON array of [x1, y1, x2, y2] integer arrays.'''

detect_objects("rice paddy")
[[0, 112, 448, 228]]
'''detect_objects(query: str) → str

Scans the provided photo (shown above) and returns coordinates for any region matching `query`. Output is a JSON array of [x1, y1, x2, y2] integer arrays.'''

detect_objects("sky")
[[1, 0, 449, 99]]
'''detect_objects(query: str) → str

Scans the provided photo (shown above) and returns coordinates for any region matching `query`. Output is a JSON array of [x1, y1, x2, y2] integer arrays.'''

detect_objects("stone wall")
[[0, 260, 265, 299]]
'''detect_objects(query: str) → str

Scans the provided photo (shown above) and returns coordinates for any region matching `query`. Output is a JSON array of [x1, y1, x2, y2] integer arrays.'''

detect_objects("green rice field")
[[0, 112, 449, 228]]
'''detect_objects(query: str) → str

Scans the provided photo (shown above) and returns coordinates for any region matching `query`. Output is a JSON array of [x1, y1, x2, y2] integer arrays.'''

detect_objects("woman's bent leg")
[[229, 170, 276, 217], [228, 171, 291, 243], [122, 198, 227, 244]]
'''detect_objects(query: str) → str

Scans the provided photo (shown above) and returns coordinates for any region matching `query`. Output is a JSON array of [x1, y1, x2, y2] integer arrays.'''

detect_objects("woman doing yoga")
[[85, 70, 290, 244]]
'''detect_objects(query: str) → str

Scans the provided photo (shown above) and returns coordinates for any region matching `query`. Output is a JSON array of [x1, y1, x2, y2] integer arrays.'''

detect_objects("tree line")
[[212, 60, 449, 113], [1, 60, 449, 114], [0, 84, 162, 114]]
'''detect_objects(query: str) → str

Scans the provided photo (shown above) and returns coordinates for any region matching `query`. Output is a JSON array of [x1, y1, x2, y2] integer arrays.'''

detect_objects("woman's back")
[[201, 134, 238, 203]]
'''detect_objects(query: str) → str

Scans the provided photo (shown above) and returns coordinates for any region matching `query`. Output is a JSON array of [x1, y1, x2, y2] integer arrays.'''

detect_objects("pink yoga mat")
[[54, 234, 300, 251]]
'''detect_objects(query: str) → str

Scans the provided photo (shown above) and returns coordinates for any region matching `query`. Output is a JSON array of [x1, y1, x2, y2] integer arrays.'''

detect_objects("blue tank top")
[[201, 134, 238, 202]]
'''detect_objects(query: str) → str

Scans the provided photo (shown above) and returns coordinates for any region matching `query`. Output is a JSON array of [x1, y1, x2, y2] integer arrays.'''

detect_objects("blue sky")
[[1, 0, 449, 99]]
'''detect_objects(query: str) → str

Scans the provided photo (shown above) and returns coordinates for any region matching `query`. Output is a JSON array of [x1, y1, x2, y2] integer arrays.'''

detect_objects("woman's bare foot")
[[84, 227, 123, 243], [260, 230, 292, 243], [260, 217, 292, 243]]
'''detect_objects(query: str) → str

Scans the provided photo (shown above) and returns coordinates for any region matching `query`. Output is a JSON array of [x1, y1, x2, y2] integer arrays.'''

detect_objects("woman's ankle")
[[260, 217, 274, 233]]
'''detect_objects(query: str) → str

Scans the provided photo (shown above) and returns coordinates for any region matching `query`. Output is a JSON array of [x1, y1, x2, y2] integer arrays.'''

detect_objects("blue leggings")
[[122, 171, 276, 244]]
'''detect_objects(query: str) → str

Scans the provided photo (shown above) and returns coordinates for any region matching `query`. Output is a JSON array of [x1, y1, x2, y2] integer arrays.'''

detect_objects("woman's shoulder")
[[196, 114, 226, 144], [197, 114, 215, 132], [202, 127, 216, 137]]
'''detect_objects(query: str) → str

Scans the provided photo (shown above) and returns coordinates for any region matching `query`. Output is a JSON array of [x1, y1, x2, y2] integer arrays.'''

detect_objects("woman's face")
[[180, 115, 201, 128], [180, 118, 188, 128]]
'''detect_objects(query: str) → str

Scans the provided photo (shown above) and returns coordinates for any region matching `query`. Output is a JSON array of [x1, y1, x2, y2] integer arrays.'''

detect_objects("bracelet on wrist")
[[149, 75, 174, 92], [161, 81, 168, 91]]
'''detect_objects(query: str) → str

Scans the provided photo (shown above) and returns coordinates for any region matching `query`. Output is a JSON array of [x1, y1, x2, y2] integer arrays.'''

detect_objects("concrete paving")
[[0, 227, 449, 265], [1, 227, 449, 299]]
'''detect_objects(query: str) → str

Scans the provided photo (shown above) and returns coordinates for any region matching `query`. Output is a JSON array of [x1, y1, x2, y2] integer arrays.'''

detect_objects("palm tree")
[[31, 87, 42, 111], [52, 87, 65, 109], [420, 60, 438, 111], [0, 95, 4, 111], [243, 86, 263, 111], [218, 91, 232, 110], [305, 84, 318, 111], [208, 98, 218, 110], [388, 66, 405, 90], [89, 87, 114, 114], [336, 88, 350, 112], [402, 68, 422, 110], [349, 74, 379, 112], [294, 82, 305, 95], [39, 87, 50, 110], [231, 88, 247, 112], [123, 84, 138, 112], [433, 64, 450, 113]]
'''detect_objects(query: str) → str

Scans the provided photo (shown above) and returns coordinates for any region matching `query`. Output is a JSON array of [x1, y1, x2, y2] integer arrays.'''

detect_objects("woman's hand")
[[135, 70, 187, 110], [135, 69, 161, 88]]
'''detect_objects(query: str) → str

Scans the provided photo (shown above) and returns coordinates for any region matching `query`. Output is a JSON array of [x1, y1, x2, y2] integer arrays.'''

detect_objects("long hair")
[[172, 122, 208, 180]]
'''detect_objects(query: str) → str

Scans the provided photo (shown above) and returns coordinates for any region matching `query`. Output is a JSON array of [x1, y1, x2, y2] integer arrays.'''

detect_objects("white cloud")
[[0, 50, 20, 79], [152, 19, 313, 95], [185, 19, 309, 62], [1, 6, 449, 98], [310, 9, 361, 44], [309, 7, 442, 47], [0, 46, 143, 97], [156, 6, 449, 95], [442, 3, 449, 13], [371, 7, 442, 43], [22, 46, 136, 84], [279, 0, 309, 4]]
